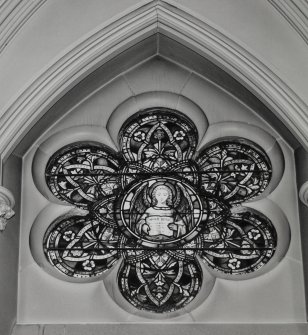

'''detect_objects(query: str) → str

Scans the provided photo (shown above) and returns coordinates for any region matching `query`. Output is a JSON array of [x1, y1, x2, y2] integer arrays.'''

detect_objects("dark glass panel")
[[118, 251, 202, 313], [119, 109, 198, 168], [197, 139, 272, 204], [43, 215, 120, 278], [200, 209, 277, 275], [46, 143, 121, 207]]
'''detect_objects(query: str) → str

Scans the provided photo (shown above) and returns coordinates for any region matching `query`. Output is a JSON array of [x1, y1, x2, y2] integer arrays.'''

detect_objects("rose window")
[[39, 109, 281, 314]]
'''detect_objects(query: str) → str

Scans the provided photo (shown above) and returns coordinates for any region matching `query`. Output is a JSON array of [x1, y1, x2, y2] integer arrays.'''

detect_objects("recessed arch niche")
[[7, 31, 302, 323]]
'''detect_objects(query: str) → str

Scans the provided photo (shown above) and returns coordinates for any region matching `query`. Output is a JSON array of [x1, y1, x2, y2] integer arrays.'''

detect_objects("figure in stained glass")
[[118, 177, 204, 247], [136, 183, 186, 239]]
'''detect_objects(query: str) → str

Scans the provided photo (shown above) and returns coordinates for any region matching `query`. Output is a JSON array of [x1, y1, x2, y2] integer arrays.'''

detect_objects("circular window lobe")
[[118, 250, 203, 313], [45, 143, 121, 208], [119, 109, 199, 167], [197, 139, 272, 204], [200, 208, 277, 275], [43, 215, 120, 278]]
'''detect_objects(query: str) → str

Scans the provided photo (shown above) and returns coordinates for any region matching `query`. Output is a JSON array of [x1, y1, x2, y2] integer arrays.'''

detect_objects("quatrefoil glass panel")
[[43, 109, 278, 313]]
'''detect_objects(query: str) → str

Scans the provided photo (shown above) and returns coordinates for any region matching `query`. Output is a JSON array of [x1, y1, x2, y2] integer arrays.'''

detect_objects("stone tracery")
[[41, 109, 278, 313]]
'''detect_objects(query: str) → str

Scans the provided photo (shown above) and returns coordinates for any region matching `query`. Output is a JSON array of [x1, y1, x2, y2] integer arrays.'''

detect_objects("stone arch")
[[0, 0, 306, 165]]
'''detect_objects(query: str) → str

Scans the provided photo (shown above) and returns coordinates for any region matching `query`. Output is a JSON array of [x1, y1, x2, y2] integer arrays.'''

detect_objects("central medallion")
[[116, 177, 206, 248]]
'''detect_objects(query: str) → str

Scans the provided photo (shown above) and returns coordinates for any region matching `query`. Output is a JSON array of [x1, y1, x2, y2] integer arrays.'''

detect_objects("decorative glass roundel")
[[117, 177, 205, 248], [43, 108, 277, 314], [45, 143, 121, 208]]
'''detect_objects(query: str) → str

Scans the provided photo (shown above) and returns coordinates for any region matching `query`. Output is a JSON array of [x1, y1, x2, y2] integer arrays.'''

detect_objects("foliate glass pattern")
[[45, 143, 121, 208], [197, 140, 271, 204], [43, 109, 277, 313]]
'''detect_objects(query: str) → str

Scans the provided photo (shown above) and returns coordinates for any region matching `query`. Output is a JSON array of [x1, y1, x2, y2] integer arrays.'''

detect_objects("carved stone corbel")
[[0, 186, 15, 232], [299, 181, 308, 207]]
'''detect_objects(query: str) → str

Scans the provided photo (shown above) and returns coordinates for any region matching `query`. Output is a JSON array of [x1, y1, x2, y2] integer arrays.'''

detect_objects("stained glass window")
[[43, 108, 277, 313]]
